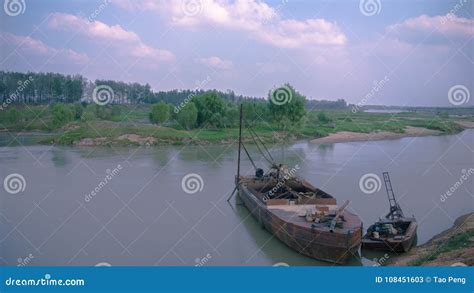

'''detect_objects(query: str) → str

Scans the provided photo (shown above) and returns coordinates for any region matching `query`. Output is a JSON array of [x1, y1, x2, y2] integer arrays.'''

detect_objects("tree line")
[[1, 71, 349, 109], [0, 71, 257, 106]]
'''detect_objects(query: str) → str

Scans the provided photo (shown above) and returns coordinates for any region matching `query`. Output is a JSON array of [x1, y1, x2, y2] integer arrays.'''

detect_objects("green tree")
[[94, 104, 112, 120], [242, 101, 268, 126], [194, 92, 226, 127], [317, 111, 331, 123], [267, 84, 306, 130], [51, 103, 73, 128], [150, 102, 171, 124], [73, 103, 84, 120], [81, 111, 95, 122], [176, 102, 198, 129]]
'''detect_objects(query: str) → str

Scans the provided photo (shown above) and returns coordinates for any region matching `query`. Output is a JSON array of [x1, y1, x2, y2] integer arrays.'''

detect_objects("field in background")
[[1, 104, 472, 146]]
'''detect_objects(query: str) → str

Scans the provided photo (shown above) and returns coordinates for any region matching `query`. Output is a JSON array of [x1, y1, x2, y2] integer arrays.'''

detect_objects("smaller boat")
[[362, 172, 417, 252]]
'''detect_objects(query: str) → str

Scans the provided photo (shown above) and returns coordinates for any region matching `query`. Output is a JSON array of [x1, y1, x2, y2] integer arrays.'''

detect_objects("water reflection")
[[0, 130, 472, 266]]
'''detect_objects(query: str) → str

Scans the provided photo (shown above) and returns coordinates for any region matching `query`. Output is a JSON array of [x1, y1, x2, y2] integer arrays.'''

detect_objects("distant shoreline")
[[311, 123, 474, 145], [310, 126, 442, 145]]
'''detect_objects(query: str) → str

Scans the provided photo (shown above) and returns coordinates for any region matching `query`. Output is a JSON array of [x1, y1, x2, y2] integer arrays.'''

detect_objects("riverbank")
[[1, 105, 472, 146], [310, 126, 442, 145], [388, 213, 474, 266], [41, 122, 469, 146]]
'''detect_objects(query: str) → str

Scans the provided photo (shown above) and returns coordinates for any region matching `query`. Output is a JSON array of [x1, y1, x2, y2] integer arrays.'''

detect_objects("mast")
[[236, 104, 243, 184]]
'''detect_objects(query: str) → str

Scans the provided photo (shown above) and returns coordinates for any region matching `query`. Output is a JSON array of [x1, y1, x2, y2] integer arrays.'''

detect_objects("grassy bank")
[[388, 213, 474, 266], [1, 105, 472, 146]]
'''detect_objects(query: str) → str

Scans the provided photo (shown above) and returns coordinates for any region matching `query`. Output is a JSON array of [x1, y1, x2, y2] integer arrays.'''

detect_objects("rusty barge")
[[230, 105, 362, 264]]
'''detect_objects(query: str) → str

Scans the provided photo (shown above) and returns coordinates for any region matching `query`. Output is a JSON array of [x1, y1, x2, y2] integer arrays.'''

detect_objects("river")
[[0, 130, 472, 266]]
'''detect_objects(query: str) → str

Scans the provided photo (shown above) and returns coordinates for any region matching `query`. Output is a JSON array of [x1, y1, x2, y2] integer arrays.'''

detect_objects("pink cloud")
[[112, 0, 347, 49], [0, 31, 89, 64], [196, 56, 233, 70], [48, 13, 174, 62], [387, 14, 474, 39]]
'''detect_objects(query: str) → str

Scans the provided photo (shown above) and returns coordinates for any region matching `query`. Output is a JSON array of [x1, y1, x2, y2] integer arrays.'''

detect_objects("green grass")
[[1, 105, 472, 145], [407, 230, 474, 266]]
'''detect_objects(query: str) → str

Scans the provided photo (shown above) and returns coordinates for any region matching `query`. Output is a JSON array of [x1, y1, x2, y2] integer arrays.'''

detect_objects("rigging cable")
[[241, 142, 258, 170], [246, 126, 273, 166], [248, 125, 275, 163]]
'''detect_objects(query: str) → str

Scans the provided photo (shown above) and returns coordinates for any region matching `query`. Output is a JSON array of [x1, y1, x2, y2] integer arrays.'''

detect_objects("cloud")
[[196, 56, 233, 70], [0, 31, 89, 64], [386, 14, 474, 44], [49, 12, 140, 42], [48, 13, 174, 62], [113, 0, 347, 49]]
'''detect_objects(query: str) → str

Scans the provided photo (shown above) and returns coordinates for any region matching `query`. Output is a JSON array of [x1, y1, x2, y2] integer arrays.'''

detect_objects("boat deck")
[[267, 204, 362, 233]]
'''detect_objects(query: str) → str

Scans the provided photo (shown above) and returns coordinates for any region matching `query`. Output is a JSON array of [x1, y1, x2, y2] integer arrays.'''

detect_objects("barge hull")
[[238, 185, 361, 264]]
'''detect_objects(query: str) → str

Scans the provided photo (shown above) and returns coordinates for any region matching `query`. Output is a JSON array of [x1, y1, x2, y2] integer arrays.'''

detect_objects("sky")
[[0, 0, 473, 106]]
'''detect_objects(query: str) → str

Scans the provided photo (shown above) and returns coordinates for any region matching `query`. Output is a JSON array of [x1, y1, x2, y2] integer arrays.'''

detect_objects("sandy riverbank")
[[310, 126, 442, 145], [388, 213, 474, 266]]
